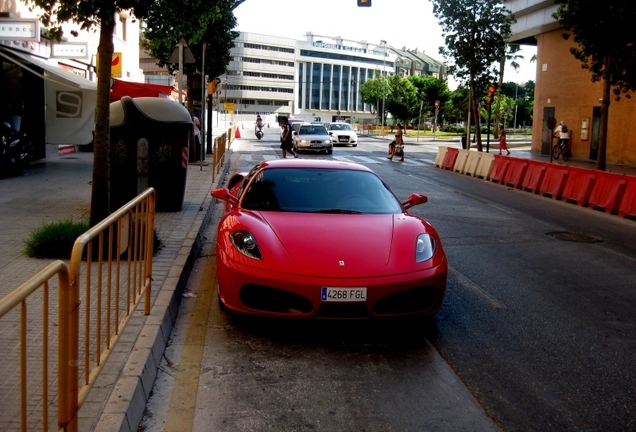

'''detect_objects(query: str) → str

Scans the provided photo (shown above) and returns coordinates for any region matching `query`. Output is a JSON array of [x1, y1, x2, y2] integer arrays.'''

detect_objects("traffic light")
[[207, 77, 220, 95], [486, 85, 496, 110], [358, 0, 371, 6]]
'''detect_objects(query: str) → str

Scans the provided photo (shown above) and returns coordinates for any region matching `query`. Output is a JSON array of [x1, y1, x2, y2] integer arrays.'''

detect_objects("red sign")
[[435, 100, 440, 109], [58, 145, 76, 156]]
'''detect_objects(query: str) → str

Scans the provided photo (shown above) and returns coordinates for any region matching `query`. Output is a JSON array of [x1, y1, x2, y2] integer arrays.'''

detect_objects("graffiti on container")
[[153, 140, 172, 163], [115, 138, 127, 164]]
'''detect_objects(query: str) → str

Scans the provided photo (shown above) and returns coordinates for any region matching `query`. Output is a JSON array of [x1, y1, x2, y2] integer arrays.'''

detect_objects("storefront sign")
[[312, 41, 366, 54], [0, 18, 40, 41], [52, 42, 89, 60]]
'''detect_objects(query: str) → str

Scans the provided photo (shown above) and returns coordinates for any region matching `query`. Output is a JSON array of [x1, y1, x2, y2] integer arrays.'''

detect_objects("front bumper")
[[217, 249, 448, 319]]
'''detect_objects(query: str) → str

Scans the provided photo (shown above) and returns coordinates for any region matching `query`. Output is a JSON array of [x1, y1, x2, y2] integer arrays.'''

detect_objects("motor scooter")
[[255, 122, 264, 140], [0, 116, 32, 178]]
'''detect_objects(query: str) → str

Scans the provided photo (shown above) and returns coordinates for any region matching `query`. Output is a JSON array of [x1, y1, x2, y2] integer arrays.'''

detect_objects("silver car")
[[293, 124, 333, 154]]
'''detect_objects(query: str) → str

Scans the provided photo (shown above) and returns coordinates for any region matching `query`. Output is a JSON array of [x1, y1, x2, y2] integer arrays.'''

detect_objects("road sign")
[[223, 103, 235, 112]]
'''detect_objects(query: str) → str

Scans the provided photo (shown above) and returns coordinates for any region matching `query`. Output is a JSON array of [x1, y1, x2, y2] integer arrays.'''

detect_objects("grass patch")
[[25, 219, 162, 259], [25, 219, 89, 259]]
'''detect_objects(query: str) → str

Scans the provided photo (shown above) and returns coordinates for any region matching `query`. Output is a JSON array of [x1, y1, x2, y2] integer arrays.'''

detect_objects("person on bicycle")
[[554, 121, 570, 154]]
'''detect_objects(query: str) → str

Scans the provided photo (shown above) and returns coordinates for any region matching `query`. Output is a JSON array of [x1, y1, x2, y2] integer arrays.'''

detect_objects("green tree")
[[553, 0, 636, 171], [385, 75, 418, 125], [142, 0, 242, 116], [359, 75, 389, 124], [408, 75, 451, 125], [430, 0, 514, 150], [444, 86, 470, 125], [29, 0, 154, 226]]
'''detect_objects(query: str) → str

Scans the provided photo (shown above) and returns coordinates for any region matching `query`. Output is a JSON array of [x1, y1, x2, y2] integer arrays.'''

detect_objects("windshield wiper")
[[312, 209, 362, 214]]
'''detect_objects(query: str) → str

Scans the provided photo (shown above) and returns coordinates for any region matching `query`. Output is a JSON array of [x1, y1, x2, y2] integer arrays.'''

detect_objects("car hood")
[[330, 130, 356, 135], [297, 134, 331, 141], [262, 213, 394, 270]]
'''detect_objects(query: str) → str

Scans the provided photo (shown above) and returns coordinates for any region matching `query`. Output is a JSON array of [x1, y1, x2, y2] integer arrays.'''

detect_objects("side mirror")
[[211, 188, 238, 207], [328, 132, 333, 135], [402, 193, 428, 210]]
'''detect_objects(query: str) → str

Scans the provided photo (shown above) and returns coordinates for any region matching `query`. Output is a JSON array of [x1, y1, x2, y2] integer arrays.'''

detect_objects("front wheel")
[[552, 144, 560, 160]]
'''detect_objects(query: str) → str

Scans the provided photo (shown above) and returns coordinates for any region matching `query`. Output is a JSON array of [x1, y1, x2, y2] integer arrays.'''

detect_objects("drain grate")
[[547, 231, 602, 243]]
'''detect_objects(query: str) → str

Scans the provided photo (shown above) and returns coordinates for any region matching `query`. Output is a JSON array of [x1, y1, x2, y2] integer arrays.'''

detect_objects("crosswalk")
[[239, 152, 436, 166]]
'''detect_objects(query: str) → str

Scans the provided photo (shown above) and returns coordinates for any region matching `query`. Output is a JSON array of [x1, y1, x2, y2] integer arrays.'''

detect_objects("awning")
[[0, 47, 97, 91], [110, 79, 173, 101]]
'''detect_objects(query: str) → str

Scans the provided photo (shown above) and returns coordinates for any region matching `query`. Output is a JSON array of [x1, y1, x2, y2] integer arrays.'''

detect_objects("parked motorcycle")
[[0, 116, 32, 178]]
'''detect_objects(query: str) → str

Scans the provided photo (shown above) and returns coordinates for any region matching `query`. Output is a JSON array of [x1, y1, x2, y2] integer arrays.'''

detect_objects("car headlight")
[[300, 139, 308, 144], [416, 234, 435, 263], [324, 140, 331, 144], [230, 230, 262, 260]]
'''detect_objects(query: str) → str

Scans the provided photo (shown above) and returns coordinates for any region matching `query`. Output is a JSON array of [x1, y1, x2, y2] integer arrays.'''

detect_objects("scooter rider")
[[255, 114, 264, 134]]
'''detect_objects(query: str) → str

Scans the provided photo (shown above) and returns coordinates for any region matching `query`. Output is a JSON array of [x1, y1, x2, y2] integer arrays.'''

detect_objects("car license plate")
[[321, 287, 367, 302], [338, 137, 348, 142]]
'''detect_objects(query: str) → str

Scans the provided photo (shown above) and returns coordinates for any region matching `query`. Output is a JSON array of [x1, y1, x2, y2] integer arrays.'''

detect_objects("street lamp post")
[[380, 40, 387, 137], [513, 82, 519, 130]]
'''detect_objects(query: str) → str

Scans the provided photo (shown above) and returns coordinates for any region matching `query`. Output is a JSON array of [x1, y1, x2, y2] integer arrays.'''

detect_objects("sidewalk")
[[0, 128, 231, 432]]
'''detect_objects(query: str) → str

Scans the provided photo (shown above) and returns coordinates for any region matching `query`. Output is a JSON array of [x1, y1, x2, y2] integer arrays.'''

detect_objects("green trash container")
[[110, 96, 192, 212]]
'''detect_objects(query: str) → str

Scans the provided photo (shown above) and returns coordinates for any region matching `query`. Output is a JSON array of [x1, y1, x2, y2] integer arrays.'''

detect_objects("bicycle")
[[552, 139, 570, 161]]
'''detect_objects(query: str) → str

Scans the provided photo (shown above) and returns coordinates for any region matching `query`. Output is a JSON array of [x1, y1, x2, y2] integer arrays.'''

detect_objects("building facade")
[[213, 32, 445, 123], [506, 0, 636, 165]]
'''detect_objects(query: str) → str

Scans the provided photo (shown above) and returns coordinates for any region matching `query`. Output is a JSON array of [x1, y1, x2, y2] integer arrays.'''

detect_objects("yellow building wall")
[[532, 30, 636, 166]]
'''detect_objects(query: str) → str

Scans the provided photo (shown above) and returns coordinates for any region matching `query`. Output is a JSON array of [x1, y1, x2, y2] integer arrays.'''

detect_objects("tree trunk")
[[89, 18, 116, 227], [493, 52, 505, 139], [187, 72, 197, 162], [466, 80, 472, 150], [472, 87, 483, 152], [597, 54, 611, 171]]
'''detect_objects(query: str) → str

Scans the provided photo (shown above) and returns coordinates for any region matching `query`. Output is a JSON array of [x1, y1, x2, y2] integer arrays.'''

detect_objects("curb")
[[93, 154, 232, 432]]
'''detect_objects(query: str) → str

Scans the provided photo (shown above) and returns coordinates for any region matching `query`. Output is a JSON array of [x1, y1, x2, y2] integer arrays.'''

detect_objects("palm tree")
[[494, 44, 523, 138]]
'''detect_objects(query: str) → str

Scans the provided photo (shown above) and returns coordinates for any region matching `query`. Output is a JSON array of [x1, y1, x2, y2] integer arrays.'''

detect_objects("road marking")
[[448, 266, 507, 309], [164, 254, 217, 431]]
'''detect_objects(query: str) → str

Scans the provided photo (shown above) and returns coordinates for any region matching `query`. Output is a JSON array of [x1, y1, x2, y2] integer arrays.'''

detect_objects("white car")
[[328, 122, 358, 147]]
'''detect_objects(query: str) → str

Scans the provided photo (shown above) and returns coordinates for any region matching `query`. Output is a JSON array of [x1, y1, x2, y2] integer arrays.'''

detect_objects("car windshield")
[[298, 125, 328, 135], [329, 124, 352, 131], [241, 168, 403, 214]]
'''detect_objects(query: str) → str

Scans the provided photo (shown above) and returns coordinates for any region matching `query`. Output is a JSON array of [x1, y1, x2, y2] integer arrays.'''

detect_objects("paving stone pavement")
[[0, 132, 231, 432]]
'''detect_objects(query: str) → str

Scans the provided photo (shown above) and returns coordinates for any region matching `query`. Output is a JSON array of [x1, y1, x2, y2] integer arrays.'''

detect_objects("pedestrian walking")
[[279, 117, 298, 159], [387, 123, 405, 161], [498, 125, 510, 155]]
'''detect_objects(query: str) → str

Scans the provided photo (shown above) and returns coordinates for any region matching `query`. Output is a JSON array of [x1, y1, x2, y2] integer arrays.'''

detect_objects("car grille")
[[239, 284, 313, 314], [373, 286, 440, 315], [338, 136, 350, 143], [316, 303, 370, 319]]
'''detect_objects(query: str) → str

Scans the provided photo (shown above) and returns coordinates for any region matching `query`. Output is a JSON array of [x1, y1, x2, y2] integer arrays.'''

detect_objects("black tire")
[[327, 149, 333, 155], [552, 144, 560, 160]]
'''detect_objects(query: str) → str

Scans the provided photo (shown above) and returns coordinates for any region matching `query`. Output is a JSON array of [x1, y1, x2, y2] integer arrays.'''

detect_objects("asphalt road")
[[139, 130, 636, 432]]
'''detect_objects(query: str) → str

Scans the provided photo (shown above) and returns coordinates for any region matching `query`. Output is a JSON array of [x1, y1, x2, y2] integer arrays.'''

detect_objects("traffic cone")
[[267, 123, 270, 128], [241, 123, 244, 129], [235, 127, 241, 139]]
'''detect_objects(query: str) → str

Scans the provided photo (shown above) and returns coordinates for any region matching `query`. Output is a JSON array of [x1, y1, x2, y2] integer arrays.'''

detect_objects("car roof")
[[257, 159, 373, 172]]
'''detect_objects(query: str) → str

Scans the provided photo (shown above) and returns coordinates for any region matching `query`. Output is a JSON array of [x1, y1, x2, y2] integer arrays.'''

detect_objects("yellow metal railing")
[[0, 188, 156, 432], [212, 130, 231, 183], [0, 260, 69, 432]]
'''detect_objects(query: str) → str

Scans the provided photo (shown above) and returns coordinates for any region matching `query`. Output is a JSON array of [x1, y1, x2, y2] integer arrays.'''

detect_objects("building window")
[[311, 63, 321, 110], [321, 64, 331, 110], [298, 64, 304, 109], [331, 65, 341, 111]]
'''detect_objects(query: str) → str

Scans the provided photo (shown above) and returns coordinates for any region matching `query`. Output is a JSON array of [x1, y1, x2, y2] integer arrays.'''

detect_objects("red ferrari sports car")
[[211, 159, 447, 319]]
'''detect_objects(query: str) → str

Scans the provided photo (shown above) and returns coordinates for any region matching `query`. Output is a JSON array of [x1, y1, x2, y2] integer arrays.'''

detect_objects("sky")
[[233, 0, 537, 89]]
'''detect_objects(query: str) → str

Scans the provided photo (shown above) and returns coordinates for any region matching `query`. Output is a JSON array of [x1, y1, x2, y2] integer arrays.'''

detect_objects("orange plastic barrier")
[[561, 166, 597, 206], [443, 147, 459, 170], [587, 170, 627, 214], [521, 160, 547, 194], [503, 157, 529, 189], [434, 146, 448, 168], [539, 164, 570, 199], [235, 127, 241, 139], [618, 174, 636, 219], [489, 155, 510, 184]]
